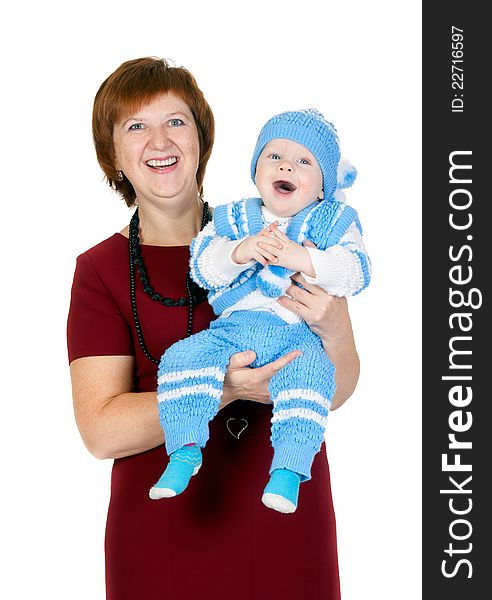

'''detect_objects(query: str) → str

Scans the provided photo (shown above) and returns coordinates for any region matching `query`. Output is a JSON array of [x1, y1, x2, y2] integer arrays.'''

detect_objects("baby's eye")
[[298, 158, 310, 165], [168, 118, 184, 127], [269, 153, 281, 160], [129, 123, 145, 131]]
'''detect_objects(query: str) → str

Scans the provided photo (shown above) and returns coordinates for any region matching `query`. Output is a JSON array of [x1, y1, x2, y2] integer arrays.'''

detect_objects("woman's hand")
[[276, 245, 360, 409], [277, 272, 351, 343], [220, 349, 302, 409], [277, 238, 353, 343]]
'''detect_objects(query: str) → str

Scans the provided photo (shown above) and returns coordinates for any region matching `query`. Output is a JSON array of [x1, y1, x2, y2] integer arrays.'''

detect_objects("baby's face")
[[255, 139, 323, 218]]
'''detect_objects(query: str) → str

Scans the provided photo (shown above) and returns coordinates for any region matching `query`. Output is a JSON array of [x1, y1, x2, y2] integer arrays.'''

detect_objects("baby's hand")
[[258, 225, 315, 276], [232, 223, 284, 266]]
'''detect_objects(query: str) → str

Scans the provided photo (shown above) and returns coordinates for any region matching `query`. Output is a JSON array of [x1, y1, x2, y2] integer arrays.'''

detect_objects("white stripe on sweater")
[[189, 221, 216, 286], [298, 217, 309, 243], [219, 289, 302, 324], [334, 203, 345, 222], [208, 267, 256, 303], [158, 367, 225, 386], [274, 389, 332, 410], [227, 203, 239, 238], [240, 200, 249, 235], [259, 267, 290, 288], [157, 384, 222, 403], [339, 221, 363, 245], [271, 408, 328, 428]]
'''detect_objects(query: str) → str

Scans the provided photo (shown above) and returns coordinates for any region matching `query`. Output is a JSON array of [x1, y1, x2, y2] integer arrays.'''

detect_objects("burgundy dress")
[[67, 233, 341, 600]]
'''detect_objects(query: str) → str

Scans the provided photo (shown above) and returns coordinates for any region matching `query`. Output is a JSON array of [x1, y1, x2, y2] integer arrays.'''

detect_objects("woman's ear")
[[112, 145, 120, 172]]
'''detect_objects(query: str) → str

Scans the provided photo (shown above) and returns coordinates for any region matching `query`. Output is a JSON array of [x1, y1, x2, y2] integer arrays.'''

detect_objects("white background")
[[1, 1, 421, 598]]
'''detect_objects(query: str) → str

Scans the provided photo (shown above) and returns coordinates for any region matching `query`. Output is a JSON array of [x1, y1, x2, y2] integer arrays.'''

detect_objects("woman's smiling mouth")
[[145, 156, 179, 170]]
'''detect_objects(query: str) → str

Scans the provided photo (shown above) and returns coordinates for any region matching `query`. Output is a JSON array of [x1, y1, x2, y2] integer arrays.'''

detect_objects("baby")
[[150, 109, 371, 513]]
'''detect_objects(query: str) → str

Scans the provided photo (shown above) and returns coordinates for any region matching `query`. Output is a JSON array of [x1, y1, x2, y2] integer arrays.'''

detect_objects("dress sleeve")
[[67, 252, 134, 363]]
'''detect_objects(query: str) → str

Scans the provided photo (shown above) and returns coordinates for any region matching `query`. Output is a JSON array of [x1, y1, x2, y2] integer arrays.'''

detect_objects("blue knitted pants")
[[157, 311, 336, 481]]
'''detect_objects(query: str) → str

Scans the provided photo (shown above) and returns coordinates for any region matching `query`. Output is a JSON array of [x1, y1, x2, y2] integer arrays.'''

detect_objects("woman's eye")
[[129, 123, 144, 131], [168, 118, 184, 127]]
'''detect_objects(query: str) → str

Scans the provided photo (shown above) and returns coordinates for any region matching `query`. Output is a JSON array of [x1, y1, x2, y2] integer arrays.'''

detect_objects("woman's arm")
[[71, 350, 301, 460], [70, 356, 162, 460], [277, 273, 360, 410]]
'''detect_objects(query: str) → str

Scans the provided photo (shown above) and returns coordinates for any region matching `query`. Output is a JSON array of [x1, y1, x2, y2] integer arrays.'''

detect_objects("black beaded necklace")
[[129, 202, 210, 364]]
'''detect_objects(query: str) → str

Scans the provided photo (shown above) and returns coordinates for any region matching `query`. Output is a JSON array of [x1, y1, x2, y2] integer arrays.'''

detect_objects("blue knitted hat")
[[250, 109, 356, 200]]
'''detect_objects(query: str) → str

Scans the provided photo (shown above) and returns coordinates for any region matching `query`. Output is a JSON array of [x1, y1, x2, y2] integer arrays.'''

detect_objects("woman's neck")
[[122, 197, 205, 246]]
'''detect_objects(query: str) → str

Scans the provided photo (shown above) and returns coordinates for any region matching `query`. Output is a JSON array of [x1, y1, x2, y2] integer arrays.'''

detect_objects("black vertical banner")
[[423, 3, 490, 599]]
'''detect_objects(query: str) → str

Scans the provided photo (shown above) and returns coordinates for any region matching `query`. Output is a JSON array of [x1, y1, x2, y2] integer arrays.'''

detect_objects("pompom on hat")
[[250, 108, 356, 201]]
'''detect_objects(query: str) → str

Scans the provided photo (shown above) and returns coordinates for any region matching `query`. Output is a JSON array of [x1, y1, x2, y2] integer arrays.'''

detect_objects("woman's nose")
[[149, 126, 170, 149]]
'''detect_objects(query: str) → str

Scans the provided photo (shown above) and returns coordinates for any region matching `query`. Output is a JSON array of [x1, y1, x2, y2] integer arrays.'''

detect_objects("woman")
[[68, 57, 360, 600]]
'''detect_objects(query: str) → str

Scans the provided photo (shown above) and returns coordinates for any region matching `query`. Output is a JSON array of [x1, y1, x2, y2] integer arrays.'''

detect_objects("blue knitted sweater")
[[190, 197, 371, 316]]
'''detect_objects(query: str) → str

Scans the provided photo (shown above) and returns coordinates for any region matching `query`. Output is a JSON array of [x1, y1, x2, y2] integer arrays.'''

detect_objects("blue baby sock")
[[262, 468, 301, 514], [149, 444, 202, 500]]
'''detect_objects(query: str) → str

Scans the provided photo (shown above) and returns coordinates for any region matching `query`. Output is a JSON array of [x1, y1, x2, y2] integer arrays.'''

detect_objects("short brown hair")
[[92, 57, 215, 207]]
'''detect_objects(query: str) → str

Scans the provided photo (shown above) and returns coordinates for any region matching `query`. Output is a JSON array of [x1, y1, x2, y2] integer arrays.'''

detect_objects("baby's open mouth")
[[273, 180, 297, 194]]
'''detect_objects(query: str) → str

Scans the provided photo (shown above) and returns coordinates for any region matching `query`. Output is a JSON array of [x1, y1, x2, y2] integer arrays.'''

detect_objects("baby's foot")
[[149, 445, 202, 500], [262, 468, 301, 514]]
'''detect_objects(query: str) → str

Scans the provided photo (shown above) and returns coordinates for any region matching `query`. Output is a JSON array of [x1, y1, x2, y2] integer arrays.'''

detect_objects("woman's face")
[[113, 92, 200, 207]]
